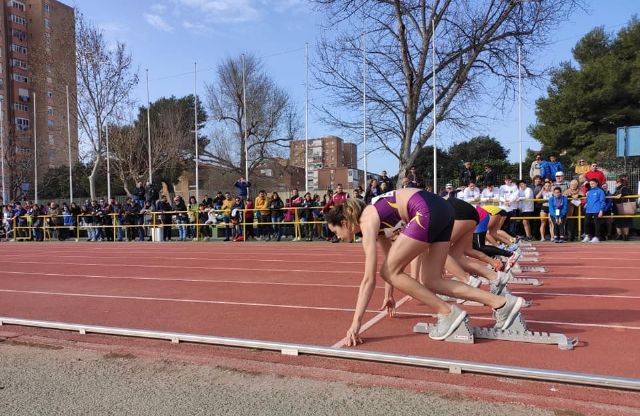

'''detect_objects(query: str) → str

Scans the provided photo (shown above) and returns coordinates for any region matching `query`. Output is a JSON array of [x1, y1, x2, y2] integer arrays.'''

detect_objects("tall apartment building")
[[290, 135, 361, 190], [0, 0, 77, 201]]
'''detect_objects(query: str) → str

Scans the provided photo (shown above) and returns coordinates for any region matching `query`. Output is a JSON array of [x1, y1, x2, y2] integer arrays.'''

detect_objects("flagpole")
[[146, 69, 152, 185], [0, 109, 6, 204], [362, 33, 368, 184], [106, 123, 111, 201], [33, 92, 38, 203], [66, 85, 73, 203], [242, 54, 249, 183], [518, 45, 523, 180], [194, 62, 200, 203], [305, 43, 309, 194], [432, 18, 437, 193]]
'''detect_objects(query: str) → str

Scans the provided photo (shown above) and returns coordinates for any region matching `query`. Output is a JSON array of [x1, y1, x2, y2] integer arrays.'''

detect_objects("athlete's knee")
[[380, 261, 400, 281]]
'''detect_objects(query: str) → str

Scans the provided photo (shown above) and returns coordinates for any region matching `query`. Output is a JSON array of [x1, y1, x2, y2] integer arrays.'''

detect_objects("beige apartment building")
[[290, 135, 363, 190], [0, 0, 77, 201]]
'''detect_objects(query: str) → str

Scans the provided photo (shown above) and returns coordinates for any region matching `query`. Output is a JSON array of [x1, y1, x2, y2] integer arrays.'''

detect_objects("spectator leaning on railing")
[[548, 187, 569, 243], [517, 180, 534, 240]]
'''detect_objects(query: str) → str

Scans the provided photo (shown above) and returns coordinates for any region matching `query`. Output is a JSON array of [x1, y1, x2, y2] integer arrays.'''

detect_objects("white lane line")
[[0, 253, 365, 265], [523, 276, 640, 282], [3, 270, 639, 299], [392, 311, 640, 331], [0, 270, 369, 289], [0, 289, 369, 315], [331, 296, 412, 348], [0, 260, 361, 275], [512, 291, 640, 300]]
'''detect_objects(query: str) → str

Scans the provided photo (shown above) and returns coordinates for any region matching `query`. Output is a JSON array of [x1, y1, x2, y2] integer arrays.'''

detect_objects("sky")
[[72, 0, 639, 176]]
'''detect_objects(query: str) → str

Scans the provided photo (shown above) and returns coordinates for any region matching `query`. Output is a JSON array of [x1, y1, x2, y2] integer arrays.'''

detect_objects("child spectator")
[[548, 187, 568, 243]]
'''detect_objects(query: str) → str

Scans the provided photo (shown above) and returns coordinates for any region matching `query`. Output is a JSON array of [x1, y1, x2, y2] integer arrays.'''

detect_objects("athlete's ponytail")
[[325, 199, 366, 233]]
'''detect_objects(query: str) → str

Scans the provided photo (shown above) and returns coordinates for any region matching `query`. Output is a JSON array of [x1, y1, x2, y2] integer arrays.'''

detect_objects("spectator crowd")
[[0, 157, 637, 243]]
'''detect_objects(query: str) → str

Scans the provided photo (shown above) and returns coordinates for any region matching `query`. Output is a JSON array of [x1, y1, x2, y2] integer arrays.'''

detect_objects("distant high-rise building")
[[0, 0, 77, 201], [290, 135, 361, 190]]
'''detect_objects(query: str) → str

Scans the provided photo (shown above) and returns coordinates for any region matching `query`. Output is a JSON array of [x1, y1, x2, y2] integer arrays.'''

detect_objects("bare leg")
[[379, 235, 452, 315], [382, 233, 505, 308], [448, 221, 499, 282]]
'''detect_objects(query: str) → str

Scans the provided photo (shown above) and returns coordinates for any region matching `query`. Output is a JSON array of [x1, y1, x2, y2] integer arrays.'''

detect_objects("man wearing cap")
[[440, 183, 456, 198], [553, 171, 569, 193]]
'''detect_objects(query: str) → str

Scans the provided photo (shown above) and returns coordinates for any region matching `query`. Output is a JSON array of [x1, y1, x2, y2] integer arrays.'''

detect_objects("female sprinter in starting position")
[[325, 188, 524, 346]]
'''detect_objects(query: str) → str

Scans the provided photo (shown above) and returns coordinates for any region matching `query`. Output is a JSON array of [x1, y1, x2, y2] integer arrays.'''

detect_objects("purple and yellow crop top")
[[372, 191, 406, 238]]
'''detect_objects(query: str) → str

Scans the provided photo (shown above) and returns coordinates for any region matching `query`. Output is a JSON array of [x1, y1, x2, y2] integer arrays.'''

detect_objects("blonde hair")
[[325, 199, 366, 233]]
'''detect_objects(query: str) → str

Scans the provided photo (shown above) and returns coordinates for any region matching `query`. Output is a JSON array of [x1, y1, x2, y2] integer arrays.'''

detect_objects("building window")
[[13, 103, 29, 112], [10, 1, 26, 12], [10, 15, 27, 25], [11, 74, 28, 83], [0, 80, 4, 90], [10, 59, 28, 69], [44, 19, 50, 29], [44, 3, 50, 13], [48, 120, 54, 128], [11, 44, 28, 54], [47, 91, 53, 98], [18, 88, 29, 102], [16, 118, 30, 131], [47, 107, 53, 116], [11, 28, 27, 41], [48, 134, 54, 145], [47, 77, 52, 84]]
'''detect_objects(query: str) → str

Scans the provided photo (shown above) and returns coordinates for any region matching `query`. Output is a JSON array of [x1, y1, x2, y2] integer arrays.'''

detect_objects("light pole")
[[518, 45, 523, 180], [0, 109, 6, 204], [146, 69, 152, 185], [305, 43, 309, 193], [194, 62, 199, 203], [33, 92, 38, 204], [432, 18, 438, 193], [66, 85, 73, 203]]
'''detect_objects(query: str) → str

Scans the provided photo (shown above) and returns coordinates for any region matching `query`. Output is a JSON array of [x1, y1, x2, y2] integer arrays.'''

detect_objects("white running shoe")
[[581, 236, 591, 243], [429, 306, 468, 340], [590, 237, 600, 243], [467, 275, 482, 288]]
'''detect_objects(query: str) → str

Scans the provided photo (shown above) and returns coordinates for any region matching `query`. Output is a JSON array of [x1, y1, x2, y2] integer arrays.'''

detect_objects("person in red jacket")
[[323, 183, 350, 211], [585, 163, 606, 187]]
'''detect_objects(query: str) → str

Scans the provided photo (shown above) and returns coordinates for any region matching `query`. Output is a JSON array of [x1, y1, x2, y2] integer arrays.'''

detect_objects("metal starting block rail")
[[414, 314, 577, 350], [509, 277, 542, 286], [511, 264, 546, 274]]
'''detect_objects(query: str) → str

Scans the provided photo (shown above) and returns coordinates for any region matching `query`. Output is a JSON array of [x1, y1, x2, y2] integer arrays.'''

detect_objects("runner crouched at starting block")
[[325, 189, 525, 346]]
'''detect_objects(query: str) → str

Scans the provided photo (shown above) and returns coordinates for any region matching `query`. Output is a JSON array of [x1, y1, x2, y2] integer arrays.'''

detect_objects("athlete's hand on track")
[[345, 323, 362, 346], [379, 296, 396, 317]]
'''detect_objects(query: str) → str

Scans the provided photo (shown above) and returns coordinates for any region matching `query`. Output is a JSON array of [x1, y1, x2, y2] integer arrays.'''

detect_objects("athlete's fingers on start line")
[[346, 329, 362, 347], [379, 298, 396, 317]]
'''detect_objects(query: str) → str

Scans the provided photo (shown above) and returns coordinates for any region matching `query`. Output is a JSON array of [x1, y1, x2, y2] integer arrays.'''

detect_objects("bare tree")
[[76, 13, 138, 199], [313, 0, 581, 183], [108, 98, 199, 195], [204, 54, 297, 175]]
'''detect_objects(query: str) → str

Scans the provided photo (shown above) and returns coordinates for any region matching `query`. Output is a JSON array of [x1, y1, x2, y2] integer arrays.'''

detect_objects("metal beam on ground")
[[0, 316, 638, 391]]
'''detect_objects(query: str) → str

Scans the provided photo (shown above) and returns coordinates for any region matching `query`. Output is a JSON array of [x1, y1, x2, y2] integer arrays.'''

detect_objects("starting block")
[[414, 314, 577, 350], [511, 264, 546, 274], [509, 277, 542, 286]]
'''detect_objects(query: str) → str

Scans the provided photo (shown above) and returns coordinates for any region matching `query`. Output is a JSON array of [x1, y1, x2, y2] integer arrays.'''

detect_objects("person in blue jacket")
[[540, 154, 564, 182], [548, 187, 568, 243], [582, 178, 606, 243]]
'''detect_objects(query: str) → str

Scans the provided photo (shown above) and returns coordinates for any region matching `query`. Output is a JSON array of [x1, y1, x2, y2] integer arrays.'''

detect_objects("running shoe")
[[590, 237, 600, 243], [429, 305, 468, 340], [491, 271, 512, 296], [493, 294, 525, 330], [467, 275, 482, 288], [504, 252, 520, 272], [581, 236, 591, 243], [507, 243, 519, 252]]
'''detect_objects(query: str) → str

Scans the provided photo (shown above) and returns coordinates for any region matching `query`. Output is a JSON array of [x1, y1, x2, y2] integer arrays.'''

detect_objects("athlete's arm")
[[345, 207, 380, 346], [377, 237, 395, 317]]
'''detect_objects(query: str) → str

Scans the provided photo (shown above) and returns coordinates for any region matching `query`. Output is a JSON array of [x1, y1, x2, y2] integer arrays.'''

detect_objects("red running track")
[[1, 242, 639, 398]]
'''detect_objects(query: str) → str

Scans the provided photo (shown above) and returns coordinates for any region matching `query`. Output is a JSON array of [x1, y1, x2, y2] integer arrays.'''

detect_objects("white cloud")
[[99, 22, 129, 35], [150, 3, 168, 13], [176, 0, 260, 23], [144, 13, 174, 32], [182, 20, 210, 33]]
